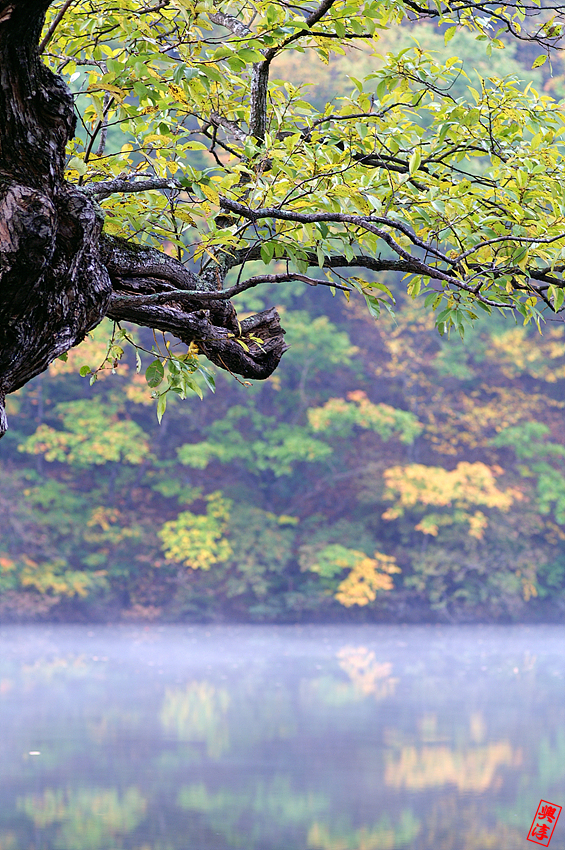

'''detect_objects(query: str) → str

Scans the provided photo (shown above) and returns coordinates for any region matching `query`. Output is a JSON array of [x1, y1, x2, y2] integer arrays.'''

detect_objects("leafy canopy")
[[40, 0, 565, 372]]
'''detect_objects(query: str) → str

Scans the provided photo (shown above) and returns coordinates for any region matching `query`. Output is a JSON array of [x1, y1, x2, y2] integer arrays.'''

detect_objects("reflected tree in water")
[[18, 787, 146, 850], [160, 681, 230, 758]]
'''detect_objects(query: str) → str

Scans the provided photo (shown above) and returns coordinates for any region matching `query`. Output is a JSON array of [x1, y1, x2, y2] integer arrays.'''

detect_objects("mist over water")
[[0, 624, 564, 850]]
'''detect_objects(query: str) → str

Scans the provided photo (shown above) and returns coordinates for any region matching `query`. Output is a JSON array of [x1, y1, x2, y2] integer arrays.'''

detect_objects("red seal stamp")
[[527, 800, 562, 846]]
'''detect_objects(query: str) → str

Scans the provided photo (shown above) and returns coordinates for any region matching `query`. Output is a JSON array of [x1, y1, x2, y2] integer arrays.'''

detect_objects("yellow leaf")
[[200, 183, 219, 204], [175, 209, 197, 225], [168, 83, 191, 106], [532, 54, 548, 68], [87, 82, 127, 100]]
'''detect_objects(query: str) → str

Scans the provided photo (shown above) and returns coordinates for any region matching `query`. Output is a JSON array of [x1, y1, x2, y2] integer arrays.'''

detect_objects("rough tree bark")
[[0, 0, 288, 437]]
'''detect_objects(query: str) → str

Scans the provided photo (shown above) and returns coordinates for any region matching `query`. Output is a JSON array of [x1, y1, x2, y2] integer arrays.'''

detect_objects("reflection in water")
[[178, 776, 329, 847], [469, 711, 486, 743], [337, 646, 398, 700], [307, 811, 421, 850], [0, 625, 565, 850], [424, 797, 526, 850], [18, 787, 146, 850], [161, 681, 230, 757], [385, 741, 518, 791]]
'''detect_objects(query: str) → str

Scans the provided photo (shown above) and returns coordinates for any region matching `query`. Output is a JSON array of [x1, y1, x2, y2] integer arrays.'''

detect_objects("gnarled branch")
[[0, 1, 289, 437]]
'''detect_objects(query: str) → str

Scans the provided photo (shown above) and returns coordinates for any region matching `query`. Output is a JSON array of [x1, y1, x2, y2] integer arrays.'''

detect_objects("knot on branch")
[[199, 308, 289, 380]]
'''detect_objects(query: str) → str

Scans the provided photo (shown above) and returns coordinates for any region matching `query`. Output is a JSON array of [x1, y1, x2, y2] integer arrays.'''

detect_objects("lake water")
[[0, 624, 564, 850]]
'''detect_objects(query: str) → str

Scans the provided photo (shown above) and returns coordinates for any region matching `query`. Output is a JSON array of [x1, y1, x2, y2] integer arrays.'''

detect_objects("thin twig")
[[39, 0, 76, 54], [111, 272, 350, 309]]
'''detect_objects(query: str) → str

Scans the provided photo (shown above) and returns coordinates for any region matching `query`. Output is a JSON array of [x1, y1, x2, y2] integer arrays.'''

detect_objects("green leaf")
[[365, 281, 395, 301], [146, 359, 165, 388], [364, 293, 381, 319], [260, 242, 275, 264], [436, 308, 453, 324], [532, 54, 548, 68], [444, 26, 457, 44], [156, 393, 167, 424], [238, 48, 264, 62], [409, 148, 421, 176], [199, 368, 216, 393]]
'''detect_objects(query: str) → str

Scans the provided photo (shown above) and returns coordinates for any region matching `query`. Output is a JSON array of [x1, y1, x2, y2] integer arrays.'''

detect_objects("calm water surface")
[[0, 624, 564, 850]]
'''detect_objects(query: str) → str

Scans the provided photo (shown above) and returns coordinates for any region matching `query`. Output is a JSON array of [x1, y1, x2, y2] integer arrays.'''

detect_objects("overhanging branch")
[[100, 234, 289, 380], [81, 175, 181, 201]]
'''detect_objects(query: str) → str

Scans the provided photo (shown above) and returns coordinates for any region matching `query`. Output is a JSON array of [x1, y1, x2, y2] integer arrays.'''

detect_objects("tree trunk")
[[0, 0, 287, 437]]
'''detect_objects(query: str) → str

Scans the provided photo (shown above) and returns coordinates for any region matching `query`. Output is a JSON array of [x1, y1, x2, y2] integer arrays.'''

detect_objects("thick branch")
[[208, 11, 267, 142], [107, 296, 288, 379], [82, 176, 181, 201], [220, 197, 458, 280], [221, 206, 548, 308], [305, 0, 336, 26], [209, 10, 252, 38], [100, 235, 289, 380]]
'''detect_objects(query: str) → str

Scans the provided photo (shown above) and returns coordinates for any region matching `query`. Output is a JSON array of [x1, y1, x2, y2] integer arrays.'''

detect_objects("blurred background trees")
[[4, 272, 565, 622]]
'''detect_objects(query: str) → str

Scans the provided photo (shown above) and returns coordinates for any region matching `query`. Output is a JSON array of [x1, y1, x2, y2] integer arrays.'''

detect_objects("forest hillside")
[[2, 21, 565, 623]]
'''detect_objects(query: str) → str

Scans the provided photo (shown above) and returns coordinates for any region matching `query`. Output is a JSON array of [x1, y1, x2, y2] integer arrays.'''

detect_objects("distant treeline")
[[2, 276, 565, 624]]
